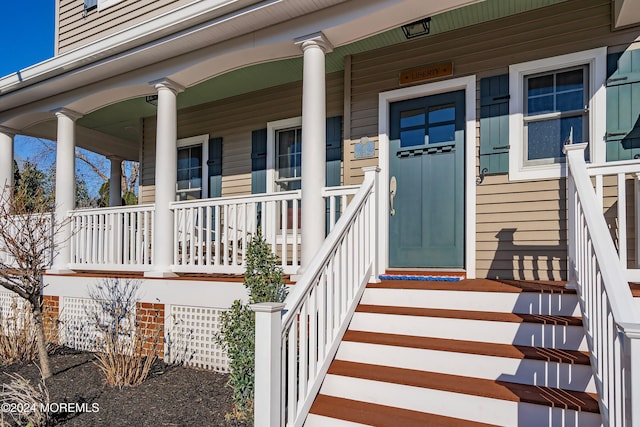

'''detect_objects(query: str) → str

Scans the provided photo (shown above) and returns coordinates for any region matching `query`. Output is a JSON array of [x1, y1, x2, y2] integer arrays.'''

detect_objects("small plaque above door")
[[400, 62, 453, 85]]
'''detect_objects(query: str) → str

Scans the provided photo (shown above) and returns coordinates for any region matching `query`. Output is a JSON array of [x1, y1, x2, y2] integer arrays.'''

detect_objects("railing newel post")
[[620, 323, 640, 426], [362, 166, 381, 283], [251, 302, 285, 427]]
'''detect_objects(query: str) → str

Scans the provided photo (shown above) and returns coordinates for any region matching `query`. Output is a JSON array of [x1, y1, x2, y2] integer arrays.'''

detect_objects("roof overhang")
[[614, 0, 640, 28], [0, 0, 482, 123]]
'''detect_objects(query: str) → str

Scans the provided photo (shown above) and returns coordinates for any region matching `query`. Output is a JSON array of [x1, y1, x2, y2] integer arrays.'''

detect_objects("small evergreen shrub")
[[217, 230, 288, 424]]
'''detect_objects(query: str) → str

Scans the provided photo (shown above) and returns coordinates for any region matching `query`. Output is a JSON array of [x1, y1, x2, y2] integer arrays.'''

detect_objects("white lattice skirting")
[[166, 304, 229, 372]]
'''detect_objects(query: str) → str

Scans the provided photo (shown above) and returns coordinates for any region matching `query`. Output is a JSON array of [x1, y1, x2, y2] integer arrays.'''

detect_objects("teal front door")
[[389, 90, 465, 268]]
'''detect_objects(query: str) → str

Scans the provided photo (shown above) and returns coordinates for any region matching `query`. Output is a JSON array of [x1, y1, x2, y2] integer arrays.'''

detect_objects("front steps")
[[305, 278, 601, 427]]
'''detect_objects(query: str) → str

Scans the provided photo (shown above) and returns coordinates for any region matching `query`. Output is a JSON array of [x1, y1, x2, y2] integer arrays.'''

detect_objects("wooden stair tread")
[[328, 360, 600, 413], [342, 330, 591, 365], [356, 305, 583, 326], [309, 394, 498, 427], [369, 278, 574, 294]]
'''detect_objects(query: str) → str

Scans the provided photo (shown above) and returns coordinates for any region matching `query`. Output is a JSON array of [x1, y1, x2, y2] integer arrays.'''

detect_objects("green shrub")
[[217, 230, 288, 423]]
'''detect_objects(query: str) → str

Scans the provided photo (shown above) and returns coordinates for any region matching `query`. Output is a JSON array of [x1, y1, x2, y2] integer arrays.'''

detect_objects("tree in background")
[[22, 137, 139, 207]]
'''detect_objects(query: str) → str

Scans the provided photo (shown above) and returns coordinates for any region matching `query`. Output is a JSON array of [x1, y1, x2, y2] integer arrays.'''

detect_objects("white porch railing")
[[322, 185, 359, 233], [565, 144, 640, 426], [586, 159, 640, 282], [64, 186, 359, 274], [69, 205, 155, 271], [0, 213, 54, 269], [171, 191, 302, 275], [252, 167, 380, 427]]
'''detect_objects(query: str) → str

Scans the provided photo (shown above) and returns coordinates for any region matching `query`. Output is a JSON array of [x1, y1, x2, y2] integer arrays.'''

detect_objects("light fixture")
[[401, 17, 431, 39], [145, 95, 158, 107]]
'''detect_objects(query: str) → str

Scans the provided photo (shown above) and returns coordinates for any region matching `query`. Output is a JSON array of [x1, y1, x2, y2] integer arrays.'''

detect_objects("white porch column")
[[50, 108, 82, 273], [296, 32, 333, 272], [0, 127, 16, 198], [146, 79, 184, 277], [108, 156, 123, 207]]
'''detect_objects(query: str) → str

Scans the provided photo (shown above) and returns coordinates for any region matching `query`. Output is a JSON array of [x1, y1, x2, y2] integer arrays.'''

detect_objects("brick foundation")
[[135, 302, 165, 357], [42, 295, 59, 344]]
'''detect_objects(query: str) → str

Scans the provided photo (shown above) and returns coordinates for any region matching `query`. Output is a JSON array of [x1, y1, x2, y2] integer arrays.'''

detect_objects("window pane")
[[429, 106, 454, 124], [190, 146, 202, 167], [528, 74, 553, 96], [527, 116, 584, 161], [556, 69, 583, 92], [400, 128, 425, 147], [400, 110, 425, 128], [177, 149, 190, 169], [556, 91, 583, 112], [528, 95, 554, 115], [429, 124, 455, 144]]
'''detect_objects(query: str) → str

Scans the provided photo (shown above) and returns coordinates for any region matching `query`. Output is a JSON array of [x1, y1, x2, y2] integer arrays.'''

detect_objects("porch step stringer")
[[304, 278, 602, 427]]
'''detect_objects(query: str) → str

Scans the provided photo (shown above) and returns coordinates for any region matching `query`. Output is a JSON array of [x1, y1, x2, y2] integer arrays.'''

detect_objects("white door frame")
[[378, 75, 477, 278]]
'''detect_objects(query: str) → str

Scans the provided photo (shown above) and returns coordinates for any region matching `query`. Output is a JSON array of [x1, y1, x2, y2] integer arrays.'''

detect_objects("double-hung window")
[[275, 126, 302, 191], [524, 66, 589, 165], [267, 117, 303, 193], [509, 48, 606, 180], [176, 134, 209, 201]]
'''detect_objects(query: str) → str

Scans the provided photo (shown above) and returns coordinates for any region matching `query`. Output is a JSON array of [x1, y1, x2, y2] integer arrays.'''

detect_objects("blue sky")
[[0, 2, 55, 78], [1, 2, 55, 162]]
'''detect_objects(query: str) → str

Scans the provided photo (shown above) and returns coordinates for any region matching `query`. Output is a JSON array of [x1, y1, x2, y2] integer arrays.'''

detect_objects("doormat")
[[379, 274, 463, 282]]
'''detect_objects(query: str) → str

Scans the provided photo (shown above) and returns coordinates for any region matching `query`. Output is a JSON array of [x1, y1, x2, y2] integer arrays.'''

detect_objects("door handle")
[[390, 176, 397, 216]]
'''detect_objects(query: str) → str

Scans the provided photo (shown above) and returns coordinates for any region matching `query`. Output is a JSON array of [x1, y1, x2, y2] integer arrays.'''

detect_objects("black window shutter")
[[251, 128, 268, 194], [207, 137, 222, 198]]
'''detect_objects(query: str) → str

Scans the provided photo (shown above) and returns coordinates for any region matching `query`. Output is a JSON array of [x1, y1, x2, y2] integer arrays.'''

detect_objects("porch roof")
[[0, 0, 578, 160]]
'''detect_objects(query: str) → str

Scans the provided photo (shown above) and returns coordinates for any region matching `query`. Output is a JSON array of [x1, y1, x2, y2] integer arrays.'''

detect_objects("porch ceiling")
[[8, 0, 567, 160]]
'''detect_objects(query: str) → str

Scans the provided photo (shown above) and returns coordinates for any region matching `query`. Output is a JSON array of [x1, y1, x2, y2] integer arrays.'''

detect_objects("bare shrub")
[[0, 299, 37, 365], [0, 372, 51, 427], [87, 278, 162, 388]]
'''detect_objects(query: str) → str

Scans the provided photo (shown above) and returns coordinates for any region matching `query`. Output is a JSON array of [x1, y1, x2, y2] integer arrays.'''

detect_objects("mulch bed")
[[0, 347, 250, 426]]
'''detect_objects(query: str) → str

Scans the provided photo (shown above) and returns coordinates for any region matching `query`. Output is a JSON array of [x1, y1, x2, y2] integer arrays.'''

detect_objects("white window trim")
[[508, 47, 607, 181], [266, 117, 302, 193], [176, 134, 209, 199], [98, 0, 125, 11]]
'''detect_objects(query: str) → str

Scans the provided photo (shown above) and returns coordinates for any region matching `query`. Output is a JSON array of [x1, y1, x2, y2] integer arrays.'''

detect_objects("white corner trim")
[[378, 75, 477, 278], [508, 47, 607, 182], [266, 116, 302, 193]]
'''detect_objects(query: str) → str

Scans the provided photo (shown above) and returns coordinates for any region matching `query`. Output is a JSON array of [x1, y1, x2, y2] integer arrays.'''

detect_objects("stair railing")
[[565, 144, 640, 426], [252, 166, 380, 427]]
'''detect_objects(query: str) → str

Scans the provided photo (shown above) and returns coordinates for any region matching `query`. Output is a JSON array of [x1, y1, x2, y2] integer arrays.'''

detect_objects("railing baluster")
[[618, 173, 627, 268], [214, 205, 220, 267], [206, 205, 212, 267], [280, 200, 287, 269]]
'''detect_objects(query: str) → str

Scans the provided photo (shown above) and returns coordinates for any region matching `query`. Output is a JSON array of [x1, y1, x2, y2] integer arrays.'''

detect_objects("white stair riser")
[[319, 375, 602, 427], [304, 414, 371, 427], [335, 341, 596, 393], [350, 312, 588, 351], [362, 289, 581, 316]]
